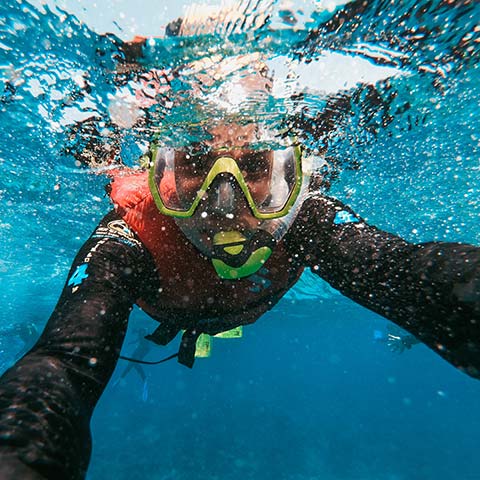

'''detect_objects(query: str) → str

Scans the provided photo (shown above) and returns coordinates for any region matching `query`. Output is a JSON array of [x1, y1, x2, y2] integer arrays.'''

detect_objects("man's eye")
[[240, 153, 270, 174], [183, 151, 209, 171], [242, 163, 261, 174], [189, 162, 204, 174]]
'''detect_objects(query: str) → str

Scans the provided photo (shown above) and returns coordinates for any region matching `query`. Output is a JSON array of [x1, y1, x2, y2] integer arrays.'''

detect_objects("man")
[[0, 117, 479, 479]]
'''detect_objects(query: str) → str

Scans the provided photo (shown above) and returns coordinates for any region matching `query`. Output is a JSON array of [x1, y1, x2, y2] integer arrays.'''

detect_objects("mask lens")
[[151, 144, 300, 217], [173, 148, 214, 207], [255, 147, 299, 213], [153, 146, 213, 211]]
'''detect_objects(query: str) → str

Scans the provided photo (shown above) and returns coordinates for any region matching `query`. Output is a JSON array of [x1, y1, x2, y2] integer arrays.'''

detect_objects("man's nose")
[[215, 179, 235, 211], [205, 174, 245, 215]]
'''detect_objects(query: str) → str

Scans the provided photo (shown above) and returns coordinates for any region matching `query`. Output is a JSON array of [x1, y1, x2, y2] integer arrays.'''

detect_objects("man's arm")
[[0, 212, 154, 479], [286, 195, 480, 378]]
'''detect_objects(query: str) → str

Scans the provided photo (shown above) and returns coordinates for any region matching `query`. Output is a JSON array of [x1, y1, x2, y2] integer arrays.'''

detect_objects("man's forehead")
[[154, 120, 291, 150], [204, 123, 260, 147]]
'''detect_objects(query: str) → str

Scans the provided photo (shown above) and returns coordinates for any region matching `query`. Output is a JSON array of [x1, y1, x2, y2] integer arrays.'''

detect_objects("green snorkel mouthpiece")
[[212, 248, 273, 279], [212, 230, 275, 279]]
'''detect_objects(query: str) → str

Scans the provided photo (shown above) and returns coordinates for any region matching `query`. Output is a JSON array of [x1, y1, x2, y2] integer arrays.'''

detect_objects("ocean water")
[[0, 1, 479, 479]]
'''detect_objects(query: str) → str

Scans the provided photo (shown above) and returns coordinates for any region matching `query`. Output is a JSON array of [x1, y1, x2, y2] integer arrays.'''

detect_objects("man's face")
[[174, 123, 271, 257]]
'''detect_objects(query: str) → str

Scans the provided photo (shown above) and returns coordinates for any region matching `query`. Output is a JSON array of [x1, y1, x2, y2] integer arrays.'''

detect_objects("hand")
[[134, 69, 174, 108], [386, 333, 416, 354]]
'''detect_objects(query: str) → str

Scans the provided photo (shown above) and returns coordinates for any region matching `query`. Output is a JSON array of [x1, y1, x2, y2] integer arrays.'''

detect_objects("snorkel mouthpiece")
[[213, 231, 246, 255], [212, 230, 275, 279]]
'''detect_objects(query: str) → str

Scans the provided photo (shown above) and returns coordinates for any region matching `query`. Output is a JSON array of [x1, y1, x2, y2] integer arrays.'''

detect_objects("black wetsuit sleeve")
[[0, 212, 154, 480], [285, 195, 480, 378]]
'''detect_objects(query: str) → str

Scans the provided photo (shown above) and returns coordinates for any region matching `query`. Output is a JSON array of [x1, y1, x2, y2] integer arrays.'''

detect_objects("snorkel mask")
[[148, 141, 310, 279]]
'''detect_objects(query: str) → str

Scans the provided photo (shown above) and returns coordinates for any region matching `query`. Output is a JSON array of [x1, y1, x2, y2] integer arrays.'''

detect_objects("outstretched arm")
[[0, 212, 154, 479], [286, 195, 480, 378]]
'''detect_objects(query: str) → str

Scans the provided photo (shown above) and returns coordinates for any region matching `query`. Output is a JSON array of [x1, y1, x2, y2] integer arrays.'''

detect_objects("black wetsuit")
[[0, 196, 479, 480]]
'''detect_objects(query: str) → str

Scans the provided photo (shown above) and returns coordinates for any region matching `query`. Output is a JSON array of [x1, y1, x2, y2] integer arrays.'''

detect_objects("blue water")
[[1, 1, 480, 479]]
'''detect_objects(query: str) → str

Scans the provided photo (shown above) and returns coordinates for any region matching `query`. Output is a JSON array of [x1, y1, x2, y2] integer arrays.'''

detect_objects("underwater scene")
[[0, 0, 479, 479]]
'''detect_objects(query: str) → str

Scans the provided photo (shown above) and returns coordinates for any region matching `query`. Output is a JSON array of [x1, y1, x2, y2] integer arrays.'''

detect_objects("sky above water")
[[27, 0, 350, 39]]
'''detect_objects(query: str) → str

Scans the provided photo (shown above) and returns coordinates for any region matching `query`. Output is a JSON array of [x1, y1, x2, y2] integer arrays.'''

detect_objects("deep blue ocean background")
[[1, 1, 479, 479]]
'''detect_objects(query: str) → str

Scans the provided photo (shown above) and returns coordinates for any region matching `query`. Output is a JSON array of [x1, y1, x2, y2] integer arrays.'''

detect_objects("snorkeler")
[[0, 321, 38, 362], [0, 23, 479, 480], [374, 325, 421, 354], [112, 327, 150, 402], [0, 116, 478, 479]]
